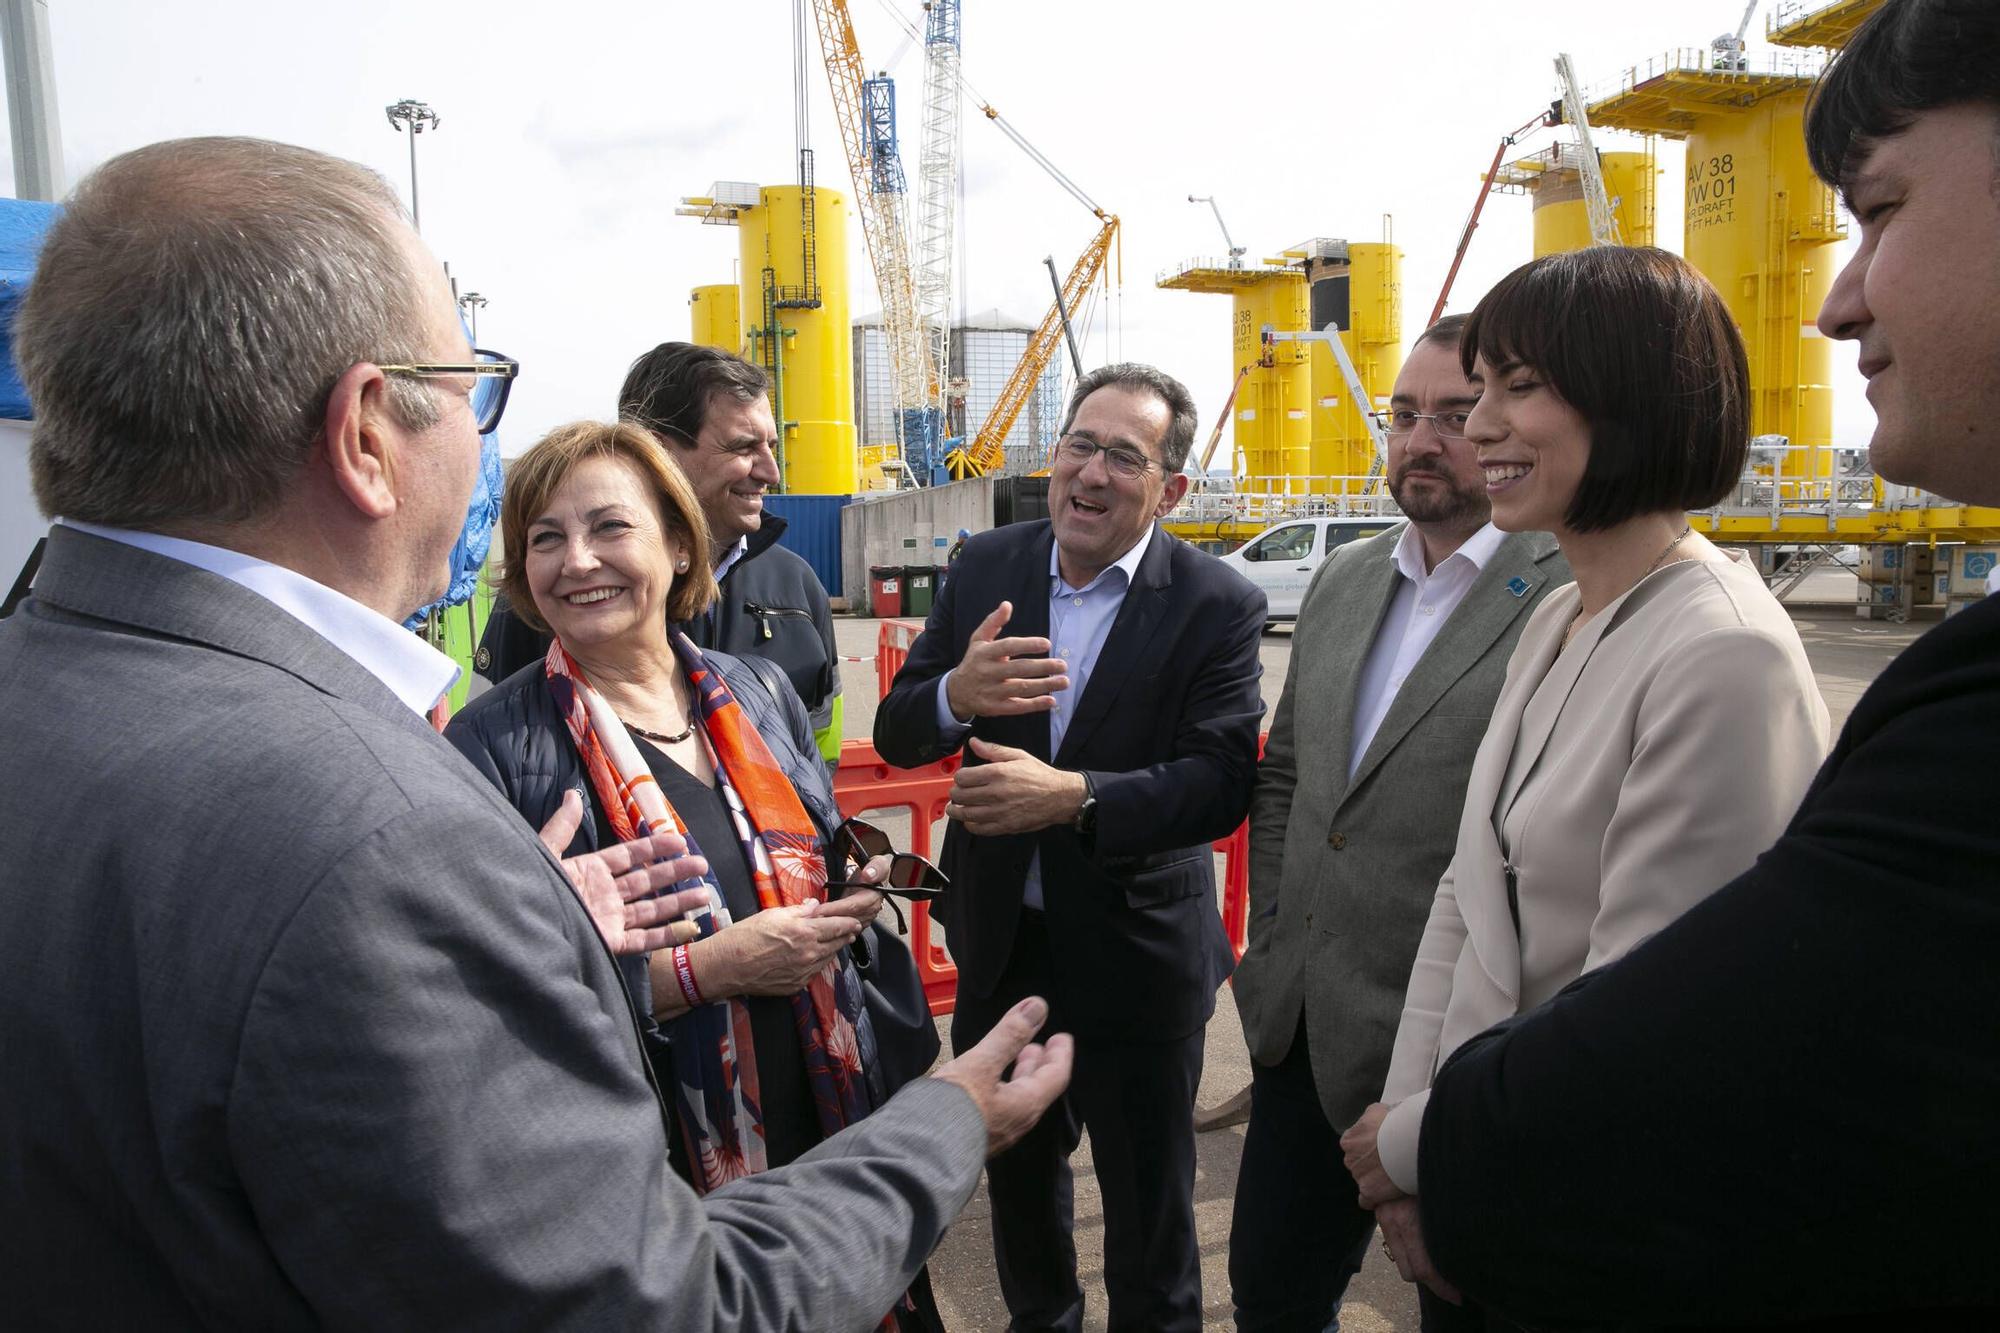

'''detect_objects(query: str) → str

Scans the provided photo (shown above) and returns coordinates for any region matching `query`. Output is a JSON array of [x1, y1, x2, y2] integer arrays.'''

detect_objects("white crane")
[[1712, 0, 1761, 71], [1555, 52, 1620, 247], [911, 0, 963, 458]]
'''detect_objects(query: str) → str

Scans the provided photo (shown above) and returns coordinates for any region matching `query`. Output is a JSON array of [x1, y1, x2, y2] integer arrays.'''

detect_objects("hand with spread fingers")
[[947, 737, 1089, 837], [945, 600, 1070, 723], [931, 996, 1076, 1157], [540, 790, 711, 955]]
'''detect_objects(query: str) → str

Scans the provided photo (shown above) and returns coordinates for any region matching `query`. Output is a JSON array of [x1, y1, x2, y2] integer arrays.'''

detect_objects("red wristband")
[[671, 943, 704, 1007]]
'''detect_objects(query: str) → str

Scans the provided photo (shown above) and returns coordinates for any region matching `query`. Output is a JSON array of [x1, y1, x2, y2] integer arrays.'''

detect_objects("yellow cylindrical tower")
[[689, 283, 741, 354], [1157, 260, 1314, 495], [1585, 64, 1845, 498], [1318, 242, 1404, 491], [1682, 89, 1840, 491], [1522, 147, 1659, 255], [1231, 273, 1313, 494], [1301, 241, 1404, 492], [734, 185, 858, 495]]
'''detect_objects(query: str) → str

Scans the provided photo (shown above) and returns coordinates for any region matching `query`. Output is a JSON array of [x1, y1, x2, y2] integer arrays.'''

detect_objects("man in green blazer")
[[1227, 315, 1569, 1331]]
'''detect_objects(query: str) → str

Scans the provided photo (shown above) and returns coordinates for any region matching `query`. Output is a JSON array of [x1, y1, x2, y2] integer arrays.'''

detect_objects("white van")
[[1217, 516, 1400, 623]]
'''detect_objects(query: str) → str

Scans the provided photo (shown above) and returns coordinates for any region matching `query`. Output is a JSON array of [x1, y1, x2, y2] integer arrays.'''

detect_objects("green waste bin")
[[901, 565, 935, 617]]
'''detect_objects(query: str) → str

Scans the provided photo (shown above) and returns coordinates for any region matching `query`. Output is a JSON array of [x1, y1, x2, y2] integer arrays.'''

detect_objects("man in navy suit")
[[876, 363, 1266, 1332]]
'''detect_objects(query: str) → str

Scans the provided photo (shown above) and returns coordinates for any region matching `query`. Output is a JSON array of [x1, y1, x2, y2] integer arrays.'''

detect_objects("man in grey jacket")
[[1226, 317, 1568, 1331], [0, 135, 1069, 1331]]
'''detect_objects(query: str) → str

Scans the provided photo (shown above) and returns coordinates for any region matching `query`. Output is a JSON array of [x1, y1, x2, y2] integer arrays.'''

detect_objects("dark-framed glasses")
[[1055, 433, 1158, 480], [828, 816, 948, 901], [1371, 408, 1471, 441], [380, 347, 519, 435]]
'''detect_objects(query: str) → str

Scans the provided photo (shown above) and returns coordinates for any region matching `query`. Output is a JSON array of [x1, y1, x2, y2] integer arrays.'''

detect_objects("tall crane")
[[806, 0, 935, 471], [911, 0, 963, 462], [1428, 108, 1554, 323], [945, 213, 1118, 480], [1555, 52, 1620, 246]]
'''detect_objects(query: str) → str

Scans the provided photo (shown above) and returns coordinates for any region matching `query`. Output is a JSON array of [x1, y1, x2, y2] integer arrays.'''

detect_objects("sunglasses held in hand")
[[828, 817, 948, 901]]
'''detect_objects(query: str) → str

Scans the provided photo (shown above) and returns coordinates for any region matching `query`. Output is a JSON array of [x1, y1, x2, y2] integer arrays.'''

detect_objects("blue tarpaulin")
[[0, 198, 59, 420]]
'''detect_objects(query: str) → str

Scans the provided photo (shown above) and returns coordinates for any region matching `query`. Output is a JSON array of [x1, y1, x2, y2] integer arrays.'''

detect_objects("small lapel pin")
[[1506, 576, 1530, 598]]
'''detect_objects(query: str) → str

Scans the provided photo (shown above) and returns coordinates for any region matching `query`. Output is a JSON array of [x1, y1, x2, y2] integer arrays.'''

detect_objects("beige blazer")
[[1376, 551, 1830, 1192]]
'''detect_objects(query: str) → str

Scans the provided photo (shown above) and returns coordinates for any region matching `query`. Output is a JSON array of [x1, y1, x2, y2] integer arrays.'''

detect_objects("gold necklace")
[[1563, 525, 1693, 649]]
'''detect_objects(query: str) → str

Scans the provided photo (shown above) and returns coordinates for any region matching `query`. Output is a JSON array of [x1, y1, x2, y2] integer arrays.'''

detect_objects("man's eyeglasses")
[[380, 348, 518, 435], [1371, 408, 1471, 441], [828, 817, 948, 901], [1055, 434, 1159, 481]]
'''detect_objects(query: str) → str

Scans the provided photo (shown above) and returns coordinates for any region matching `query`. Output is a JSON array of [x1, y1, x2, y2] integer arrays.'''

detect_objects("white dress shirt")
[[1347, 521, 1508, 779], [63, 520, 460, 715], [713, 534, 750, 584], [936, 523, 1155, 909]]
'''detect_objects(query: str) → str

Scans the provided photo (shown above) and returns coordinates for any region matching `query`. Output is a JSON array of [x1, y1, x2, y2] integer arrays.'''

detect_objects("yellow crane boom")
[[805, 0, 929, 420], [945, 214, 1119, 480]]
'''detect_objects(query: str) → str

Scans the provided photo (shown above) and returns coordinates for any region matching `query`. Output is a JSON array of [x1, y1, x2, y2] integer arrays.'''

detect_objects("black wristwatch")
[[1072, 772, 1098, 837]]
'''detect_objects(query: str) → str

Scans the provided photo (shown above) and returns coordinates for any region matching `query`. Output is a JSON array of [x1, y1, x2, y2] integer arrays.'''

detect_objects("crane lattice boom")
[[913, 0, 963, 460], [807, 1, 931, 458], [946, 215, 1119, 480], [1555, 52, 1620, 246]]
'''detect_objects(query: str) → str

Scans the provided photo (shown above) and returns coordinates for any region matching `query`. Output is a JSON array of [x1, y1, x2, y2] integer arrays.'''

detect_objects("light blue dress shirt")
[[935, 524, 1155, 909]]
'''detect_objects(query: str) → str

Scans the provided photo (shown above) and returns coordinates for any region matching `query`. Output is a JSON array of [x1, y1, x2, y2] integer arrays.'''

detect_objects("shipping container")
[[764, 493, 850, 601]]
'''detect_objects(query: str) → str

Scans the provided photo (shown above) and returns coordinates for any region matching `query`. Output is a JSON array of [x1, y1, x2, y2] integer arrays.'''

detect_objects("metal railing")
[[1591, 46, 1825, 103], [1155, 255, 1290, 284], [1169, 475, 1404, 529]]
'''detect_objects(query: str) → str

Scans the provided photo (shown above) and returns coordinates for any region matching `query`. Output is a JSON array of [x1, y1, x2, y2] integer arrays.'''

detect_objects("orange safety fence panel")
[[874, 618, 927, 701], [834, 737, 962, 1015]]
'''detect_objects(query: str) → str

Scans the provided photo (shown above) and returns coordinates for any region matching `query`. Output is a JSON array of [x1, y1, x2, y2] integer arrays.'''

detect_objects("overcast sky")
[[38, 0, 1870, 463]]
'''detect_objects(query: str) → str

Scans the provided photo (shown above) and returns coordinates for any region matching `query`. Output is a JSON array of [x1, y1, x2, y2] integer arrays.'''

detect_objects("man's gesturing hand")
[[931, 996, 1074, 1156], [945, 600, 1070, 723], [947, 738, 1088, 837], [541, 790, 710, 955]]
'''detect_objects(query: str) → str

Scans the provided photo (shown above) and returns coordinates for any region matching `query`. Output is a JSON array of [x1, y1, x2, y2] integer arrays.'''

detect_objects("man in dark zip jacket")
[[477, 344, 843, 763]]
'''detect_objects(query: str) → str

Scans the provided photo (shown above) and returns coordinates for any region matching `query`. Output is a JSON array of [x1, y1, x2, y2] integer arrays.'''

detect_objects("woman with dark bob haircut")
[[1341, 246, 1832, 1316]]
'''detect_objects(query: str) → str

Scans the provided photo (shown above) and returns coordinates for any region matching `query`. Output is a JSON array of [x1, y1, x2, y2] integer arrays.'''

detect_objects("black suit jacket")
[[1416, 593, 2000, 1329], [874, 521, 1266, 1041]]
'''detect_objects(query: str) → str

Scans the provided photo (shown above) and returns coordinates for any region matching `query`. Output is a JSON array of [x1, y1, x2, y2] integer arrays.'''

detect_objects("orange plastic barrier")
[[833, 737, 962, 1015], [875, 618, 926, 699]]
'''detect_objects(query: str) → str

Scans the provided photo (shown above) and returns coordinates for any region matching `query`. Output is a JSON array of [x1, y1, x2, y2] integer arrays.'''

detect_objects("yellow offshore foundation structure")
[[677, 181, 858, 496], [1585, 52, 1841, 501], [1492, 144, 1659, 254], [688, 283, 742, 354], [1157, 235, 1402, 519]]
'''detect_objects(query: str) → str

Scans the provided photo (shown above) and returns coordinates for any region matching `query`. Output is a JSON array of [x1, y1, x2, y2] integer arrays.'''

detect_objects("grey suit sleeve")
[[228, 807, 984, 1332]]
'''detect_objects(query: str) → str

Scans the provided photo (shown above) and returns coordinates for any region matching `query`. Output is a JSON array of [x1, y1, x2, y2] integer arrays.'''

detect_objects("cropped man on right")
[[1227, 316, 1566, 1332], [1407, 1, 2000, 1324]]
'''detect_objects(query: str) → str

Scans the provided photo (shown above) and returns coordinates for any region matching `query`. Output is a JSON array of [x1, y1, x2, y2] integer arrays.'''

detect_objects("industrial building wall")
[[839, 477, 997, 609], [852, 324, 897, 447], [854, 318, 1063, 473]]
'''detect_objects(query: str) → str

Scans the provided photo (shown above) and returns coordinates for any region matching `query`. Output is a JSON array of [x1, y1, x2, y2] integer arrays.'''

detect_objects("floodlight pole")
[[384, 98, 440, 232], [458, 291, 486, 343]]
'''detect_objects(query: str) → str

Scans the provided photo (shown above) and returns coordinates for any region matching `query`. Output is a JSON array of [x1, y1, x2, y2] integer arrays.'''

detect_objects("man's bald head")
[[21, 137, 442, 529]]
